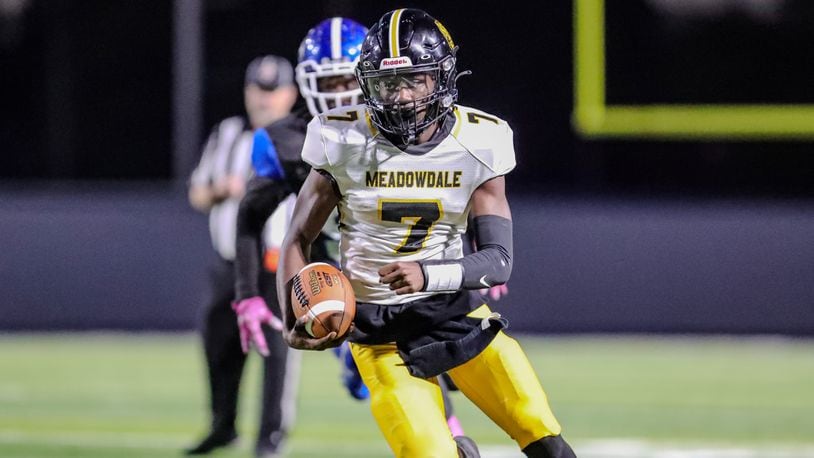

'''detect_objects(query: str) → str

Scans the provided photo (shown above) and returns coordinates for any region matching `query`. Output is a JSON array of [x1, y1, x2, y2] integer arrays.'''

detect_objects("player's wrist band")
[[420, 215, 513, 293], [420, 262, 463, 292]]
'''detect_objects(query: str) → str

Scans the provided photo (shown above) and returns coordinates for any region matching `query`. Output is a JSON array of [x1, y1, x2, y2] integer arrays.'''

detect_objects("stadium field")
[[1, 333, 812, 458]]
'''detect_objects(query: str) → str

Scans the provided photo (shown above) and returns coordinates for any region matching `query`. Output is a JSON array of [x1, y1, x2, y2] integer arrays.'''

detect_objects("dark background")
[[1, 0, 812, 333]]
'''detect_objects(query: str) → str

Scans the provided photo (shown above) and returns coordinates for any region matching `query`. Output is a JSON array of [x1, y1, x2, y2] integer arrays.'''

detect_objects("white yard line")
[[2, 431, 814, 458], [481, 440, 814, 458], [0, 429, 186, 449], [0, 429, 385, 455]]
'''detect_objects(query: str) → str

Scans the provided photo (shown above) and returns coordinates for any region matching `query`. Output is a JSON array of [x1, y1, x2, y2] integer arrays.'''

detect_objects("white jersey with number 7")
[[301, 103, 516, 305]]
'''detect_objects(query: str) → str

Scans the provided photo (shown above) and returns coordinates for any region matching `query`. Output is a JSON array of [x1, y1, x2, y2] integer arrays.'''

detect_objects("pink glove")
[[480, 284, 509, 301], [231, 296, 283, 356]]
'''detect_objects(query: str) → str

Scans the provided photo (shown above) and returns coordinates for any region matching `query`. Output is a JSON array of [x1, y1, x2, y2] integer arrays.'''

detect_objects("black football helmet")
[[356, 9, 459, 145]]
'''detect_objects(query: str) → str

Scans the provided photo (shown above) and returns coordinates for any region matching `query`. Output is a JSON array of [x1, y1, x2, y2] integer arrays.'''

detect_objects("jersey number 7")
[[379, 199, 443, 254]]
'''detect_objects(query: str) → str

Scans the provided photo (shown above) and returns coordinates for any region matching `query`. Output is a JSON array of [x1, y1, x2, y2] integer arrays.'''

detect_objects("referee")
[[186, 55, 298, 458]]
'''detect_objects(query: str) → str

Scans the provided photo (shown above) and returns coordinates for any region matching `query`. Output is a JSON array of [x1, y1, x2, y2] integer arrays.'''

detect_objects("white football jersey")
[[302, 104, 516, 304]]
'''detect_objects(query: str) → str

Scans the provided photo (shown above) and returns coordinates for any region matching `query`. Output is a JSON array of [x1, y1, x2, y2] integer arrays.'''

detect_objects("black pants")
[[199, 258, 296, 448]]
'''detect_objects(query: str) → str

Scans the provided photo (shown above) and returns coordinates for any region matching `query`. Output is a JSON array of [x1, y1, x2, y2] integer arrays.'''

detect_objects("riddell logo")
[[380, 57, 413, 68]]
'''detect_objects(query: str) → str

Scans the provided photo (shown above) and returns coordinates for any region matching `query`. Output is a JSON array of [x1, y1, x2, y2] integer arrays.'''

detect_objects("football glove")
[[231, 296, 283, 357], [480, 284, 508, 301]]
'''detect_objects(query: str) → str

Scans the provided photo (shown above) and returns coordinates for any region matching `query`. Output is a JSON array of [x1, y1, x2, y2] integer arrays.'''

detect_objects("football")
[[290, 262, 356, 339]]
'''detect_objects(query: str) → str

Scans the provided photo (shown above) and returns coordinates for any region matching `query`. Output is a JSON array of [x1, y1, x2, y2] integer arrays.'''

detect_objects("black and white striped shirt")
[[190, 116, 293, 261]]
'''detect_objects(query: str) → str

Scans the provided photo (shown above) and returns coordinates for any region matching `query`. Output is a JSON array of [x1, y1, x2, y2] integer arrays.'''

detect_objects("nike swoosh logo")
[[479, 275, 491, 288]]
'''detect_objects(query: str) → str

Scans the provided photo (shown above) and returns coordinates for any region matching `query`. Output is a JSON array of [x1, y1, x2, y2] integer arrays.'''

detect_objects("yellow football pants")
[[349, 305, 563, 458]]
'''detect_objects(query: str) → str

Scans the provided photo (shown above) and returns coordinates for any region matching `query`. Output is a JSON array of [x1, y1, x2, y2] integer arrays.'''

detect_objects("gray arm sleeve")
[[460, 215, 513, 288], [420, 215, 513, 291]]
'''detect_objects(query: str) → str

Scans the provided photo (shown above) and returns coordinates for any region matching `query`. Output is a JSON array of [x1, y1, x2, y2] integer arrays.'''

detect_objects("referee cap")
[[245, 55, 294, 91]]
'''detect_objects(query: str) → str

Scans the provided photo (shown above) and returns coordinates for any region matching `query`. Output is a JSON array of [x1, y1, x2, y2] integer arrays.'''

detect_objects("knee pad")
[[521, 435, 576, 458]]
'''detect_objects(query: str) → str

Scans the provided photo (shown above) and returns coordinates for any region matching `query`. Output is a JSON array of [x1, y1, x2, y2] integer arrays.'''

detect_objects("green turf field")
[[1, 333, 813, 457]]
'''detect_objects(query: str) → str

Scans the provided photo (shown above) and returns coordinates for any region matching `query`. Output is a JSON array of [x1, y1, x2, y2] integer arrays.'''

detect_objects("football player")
[[234, 16, 368, 356], [232, 15, 474, 454], [242, 8, 576, 458], [274, 8, 577, 457]]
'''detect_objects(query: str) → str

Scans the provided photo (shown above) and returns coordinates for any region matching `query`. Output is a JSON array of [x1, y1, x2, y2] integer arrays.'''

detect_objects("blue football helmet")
[[296, 17, 368, 116]]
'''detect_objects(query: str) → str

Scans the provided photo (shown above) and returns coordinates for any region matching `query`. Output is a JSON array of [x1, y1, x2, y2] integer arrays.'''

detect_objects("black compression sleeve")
[[419, 215, 513, 292], [234, 176, 293, 300], [460, 215, 513, 289]]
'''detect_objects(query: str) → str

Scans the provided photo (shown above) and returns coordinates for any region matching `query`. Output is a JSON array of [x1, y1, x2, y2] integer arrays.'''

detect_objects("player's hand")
[[212, 175, 246, 200], [231, 296, 284, 356], [480, 284, 509, 301], [283, 315, 346, 351], [223, 175, 246, 199], [378, 261, 424, 295]]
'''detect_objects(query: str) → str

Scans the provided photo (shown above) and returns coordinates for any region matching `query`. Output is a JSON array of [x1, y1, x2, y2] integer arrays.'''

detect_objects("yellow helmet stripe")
[[388, 9, 404, 57]]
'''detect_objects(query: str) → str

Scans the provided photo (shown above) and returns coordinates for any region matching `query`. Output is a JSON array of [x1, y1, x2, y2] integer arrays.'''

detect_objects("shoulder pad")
[[451, 105, 516, 176], [267, 112, 307, 136], [251, 128, 285, 180], [318, 106, 373, 135], [303, 105, 374, 170]]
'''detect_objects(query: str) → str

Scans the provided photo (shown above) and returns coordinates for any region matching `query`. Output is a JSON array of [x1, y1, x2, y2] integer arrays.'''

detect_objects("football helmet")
[[356, 8, 459, 144], [296, 17, 368, 117]]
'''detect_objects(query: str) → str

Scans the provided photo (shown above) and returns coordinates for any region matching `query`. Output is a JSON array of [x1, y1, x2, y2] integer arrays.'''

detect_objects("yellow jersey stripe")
[[389, 9, 404, 57], [365, 111, 379, 136], [451, 107, 463, 138]]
